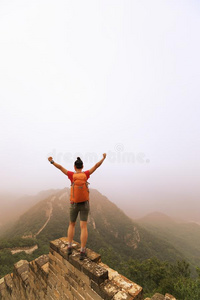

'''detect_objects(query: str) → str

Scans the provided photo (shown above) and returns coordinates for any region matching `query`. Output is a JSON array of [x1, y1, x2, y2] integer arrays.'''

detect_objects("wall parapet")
[[0, 237, 176, 300], [0, 237, 143, 300]]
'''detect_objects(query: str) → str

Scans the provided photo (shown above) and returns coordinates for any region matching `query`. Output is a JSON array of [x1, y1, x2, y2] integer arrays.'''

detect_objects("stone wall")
[[0, 237, 143, 300], [144, 294, 176, 300]]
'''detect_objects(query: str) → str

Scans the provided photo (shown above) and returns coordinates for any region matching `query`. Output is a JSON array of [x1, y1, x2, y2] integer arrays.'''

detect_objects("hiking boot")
[[67, 247, 72, 256], [79, 250, 87, 260]]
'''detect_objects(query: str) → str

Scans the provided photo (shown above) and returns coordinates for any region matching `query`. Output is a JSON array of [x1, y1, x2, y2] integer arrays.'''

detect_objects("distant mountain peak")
[[138, 211, 176, 225]]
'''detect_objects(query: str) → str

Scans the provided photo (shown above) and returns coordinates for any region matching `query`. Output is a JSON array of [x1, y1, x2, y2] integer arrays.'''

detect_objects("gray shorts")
[[69, 201, 90, 223]]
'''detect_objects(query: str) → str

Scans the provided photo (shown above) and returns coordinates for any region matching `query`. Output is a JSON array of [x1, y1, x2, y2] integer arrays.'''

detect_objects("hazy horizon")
[[1, 1, 200, 222]]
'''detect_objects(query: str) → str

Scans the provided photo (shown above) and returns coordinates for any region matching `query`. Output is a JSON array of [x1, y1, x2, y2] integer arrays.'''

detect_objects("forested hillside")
[[1, 188, 200, 299]]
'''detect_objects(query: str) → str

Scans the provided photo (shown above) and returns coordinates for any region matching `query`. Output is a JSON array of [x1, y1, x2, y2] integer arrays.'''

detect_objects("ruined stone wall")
[[0, 237, 143, 300]]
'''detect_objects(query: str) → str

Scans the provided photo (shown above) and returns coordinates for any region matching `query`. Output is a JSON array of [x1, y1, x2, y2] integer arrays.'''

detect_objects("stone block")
[[41, 262, 49, 277], [165, 294, 176, 300], [60, 284, 73, 300], [99, 263, 119, 280], [53, 289, 60, 299], [128, 283, 143, 299], [82, 260, 108, 284], [59, 245, 69, 260], [151, 293, 165, 300], [64, 272, 78, 290], [49, 262, 57, 277], [0, 277, 5, 292], [91, 279, 119, 300], [84, 248, 101, 263], [70, 285, 85, 300], [69, 251, 86, 271], [74, 265, 91, 286], [113, 291, 135, 300], [14, 260, 29, 276], [50, 239, 63, 252], [113, 274, 143, 299], [48, 273, 58, 289], [54, 249, 63, 262], [4, 274, 13, 295], [35, 254, 49, 268], [14, 260, 29, 288], [113, 275, 133, 290], [62, 256, 75, 273], [29, 261, 36, 273], [84, 284, 104, 300]]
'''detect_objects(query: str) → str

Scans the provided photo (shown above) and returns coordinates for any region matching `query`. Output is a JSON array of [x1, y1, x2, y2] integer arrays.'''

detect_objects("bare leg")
[[80, 221, 88, 249], [67, 222, 76, 244]]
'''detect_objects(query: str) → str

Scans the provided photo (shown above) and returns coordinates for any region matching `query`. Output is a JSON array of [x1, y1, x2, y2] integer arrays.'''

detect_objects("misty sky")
[[0, 0, 200, 221]]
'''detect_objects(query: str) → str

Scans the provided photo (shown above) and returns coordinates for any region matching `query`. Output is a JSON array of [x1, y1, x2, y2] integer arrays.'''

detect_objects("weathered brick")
[[53, 289, 60, 299], [14, 260, 29, 277], [84, 248, 101, 263], [41, 262, 49, 277], [113, 291, 135, 300], [99, 263, 119, 280], [74, 265, 91, 286], [83, 260, 108, 284], [53, 250, 63, 262], [59, 245, 69, 260], [64, 273, 78, 290], [165, 294, 176, 300], [113, 275, 133, 290], [70, 285, 85, 300], [0, 277, 5, 291], [49, 262, 57, 276], [60, 284, 73, 300], [62, 257, 75, 273], [84, 284, 104, 300], [151, 293, 165, 300], [69, 251, 86, 271], [50, 239, 63, 252], [128, 283, 143, 299], [4, 274, 13, 294], [35, 254, 49, 268], [91, 279, 119, 300], [48, 274, 58, 289], [14, 260, 29, 288]]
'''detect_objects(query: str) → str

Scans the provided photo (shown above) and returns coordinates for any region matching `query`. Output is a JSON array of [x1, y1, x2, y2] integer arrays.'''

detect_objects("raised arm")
[[89, 153, 107, 175], [48, 157, 68, 176]]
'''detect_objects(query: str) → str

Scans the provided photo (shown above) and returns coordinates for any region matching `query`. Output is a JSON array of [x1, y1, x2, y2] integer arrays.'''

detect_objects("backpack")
[[70, 172, 89, 203]]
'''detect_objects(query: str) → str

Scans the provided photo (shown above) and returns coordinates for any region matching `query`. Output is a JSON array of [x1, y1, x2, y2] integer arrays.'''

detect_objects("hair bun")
[[75, 157, 83, 169]]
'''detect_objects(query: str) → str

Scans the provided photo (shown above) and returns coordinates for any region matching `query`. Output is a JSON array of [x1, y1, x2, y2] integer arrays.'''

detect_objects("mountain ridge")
[[137, 211, 200, 272], [1, 188, 184, 263]]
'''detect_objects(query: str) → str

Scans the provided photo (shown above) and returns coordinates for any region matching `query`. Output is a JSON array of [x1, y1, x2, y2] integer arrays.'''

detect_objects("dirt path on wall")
[[33, 196, 55, 238]]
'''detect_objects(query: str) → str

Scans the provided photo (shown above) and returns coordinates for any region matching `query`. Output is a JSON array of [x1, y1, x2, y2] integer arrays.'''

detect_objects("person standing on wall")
[[48, 153, 107, 260]]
